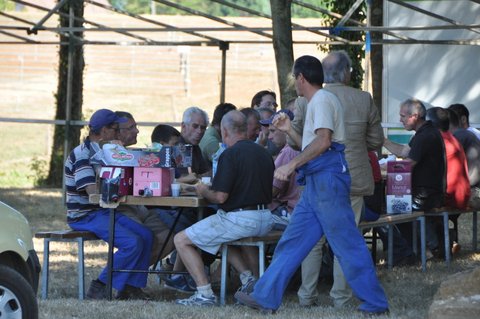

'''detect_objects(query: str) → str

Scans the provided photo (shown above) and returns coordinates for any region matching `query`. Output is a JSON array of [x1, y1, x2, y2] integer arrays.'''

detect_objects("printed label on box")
[[133, 167, 174, 197], [386, 195, 412, 214], [95, 144, 193, 168], [386, 160, 412, 213]]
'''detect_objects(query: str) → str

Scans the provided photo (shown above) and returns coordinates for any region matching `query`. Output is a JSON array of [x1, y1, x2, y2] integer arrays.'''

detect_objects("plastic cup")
[[171, 183, 181, 197], [201, 177, 211, 185]]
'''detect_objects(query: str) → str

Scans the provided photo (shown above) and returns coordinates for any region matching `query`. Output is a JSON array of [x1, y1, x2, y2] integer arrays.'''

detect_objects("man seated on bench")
[[260, 109, 300, 231], [65, 109, 153, 300], [426, 107, 470, 254], [114, 112, 176, 268], [173, 110, 274, 306], [448, 105, 480, 209], [384, 99, 446, 258]]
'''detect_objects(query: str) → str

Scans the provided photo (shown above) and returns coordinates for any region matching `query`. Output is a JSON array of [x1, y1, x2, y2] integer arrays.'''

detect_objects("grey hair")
[[221, 110, 247, 135], [401, 98, 427, 120], [323, 50, 352, 84], [182, 106, 209, 125]]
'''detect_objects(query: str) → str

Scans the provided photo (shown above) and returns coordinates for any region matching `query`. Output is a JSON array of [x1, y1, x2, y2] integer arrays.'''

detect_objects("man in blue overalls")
[[235, 55, 389, 316]]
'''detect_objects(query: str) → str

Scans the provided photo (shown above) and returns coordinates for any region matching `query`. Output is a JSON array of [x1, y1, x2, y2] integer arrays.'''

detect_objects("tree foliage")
[[320, 0, 366, 89], [109, 0, 319, 17]]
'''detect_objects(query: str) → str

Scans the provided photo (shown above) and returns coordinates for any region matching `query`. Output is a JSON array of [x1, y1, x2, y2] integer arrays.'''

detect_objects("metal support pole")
[[28, 0, 69, 34], [364, 0, 372, 93], [62, 3, 75, 200], [219, 41, 229, 104]]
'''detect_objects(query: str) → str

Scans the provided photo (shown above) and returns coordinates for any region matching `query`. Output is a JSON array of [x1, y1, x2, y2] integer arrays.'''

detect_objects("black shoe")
[[116, 285, 152, 300], [164, 275, 196, 293], [86, 279, 107, 300], [394, 254, 418, 267], [234, 291, 275, 314], [357, 308, 390, 317]]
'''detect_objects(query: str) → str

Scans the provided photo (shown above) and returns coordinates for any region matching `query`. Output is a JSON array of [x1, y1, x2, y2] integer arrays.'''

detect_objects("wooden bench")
[[358, 211, 427, 271], [423, 208, 478, 266], [219, 230, 283, 306], [35, 230, 100, 300]]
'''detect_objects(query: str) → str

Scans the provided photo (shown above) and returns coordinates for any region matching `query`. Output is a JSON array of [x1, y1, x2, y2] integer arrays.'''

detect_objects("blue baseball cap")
[[89, 109, 128, 132], [259, 109, 294, 126]]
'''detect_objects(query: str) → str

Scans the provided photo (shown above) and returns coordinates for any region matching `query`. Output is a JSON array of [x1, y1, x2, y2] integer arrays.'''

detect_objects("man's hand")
[[195, 183, 208, 197], [196, 183, 228, 204], [274, 162, 296, 181], [272, 112, 291, 133], [257, 130, 268, 147], [177, 173, 198, 184]]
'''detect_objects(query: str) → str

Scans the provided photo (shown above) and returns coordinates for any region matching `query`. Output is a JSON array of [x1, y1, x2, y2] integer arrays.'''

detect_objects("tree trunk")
[[269, 0, 295, 107], [371, 0, 384, 121], [45, 1, 84, 187]]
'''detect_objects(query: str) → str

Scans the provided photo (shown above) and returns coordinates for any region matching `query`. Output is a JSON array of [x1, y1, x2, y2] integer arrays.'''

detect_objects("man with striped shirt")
[[65, 108, 153, 300]]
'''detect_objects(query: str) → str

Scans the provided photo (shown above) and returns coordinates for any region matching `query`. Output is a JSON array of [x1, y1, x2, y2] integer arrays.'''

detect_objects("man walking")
[[298, 50, 385, 307], [235, 55, 389, 316]]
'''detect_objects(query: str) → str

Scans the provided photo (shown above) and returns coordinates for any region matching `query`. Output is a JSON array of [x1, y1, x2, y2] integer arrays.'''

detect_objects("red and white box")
[[133, 167, 174, 197], [386, 161, 412, 214], [99, 166, 133, 197]]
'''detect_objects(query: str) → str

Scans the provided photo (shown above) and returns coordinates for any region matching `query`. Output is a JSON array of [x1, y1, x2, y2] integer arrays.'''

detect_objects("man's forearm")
[[383, 138, 410, 158], [286, 127, 303, 150], [197, 185, 227, 204]]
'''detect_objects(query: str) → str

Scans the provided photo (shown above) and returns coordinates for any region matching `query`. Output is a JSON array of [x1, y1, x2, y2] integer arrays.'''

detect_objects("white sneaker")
[[175, 291, 218, 306]]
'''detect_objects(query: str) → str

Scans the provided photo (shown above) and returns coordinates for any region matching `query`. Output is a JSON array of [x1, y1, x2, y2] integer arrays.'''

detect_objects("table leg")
[[152, 207, 185, 271], [106, 208, 116, 300]]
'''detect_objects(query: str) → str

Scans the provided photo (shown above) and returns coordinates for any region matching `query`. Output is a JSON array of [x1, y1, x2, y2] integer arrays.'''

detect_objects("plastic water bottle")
[[212, 143, 227, 179]]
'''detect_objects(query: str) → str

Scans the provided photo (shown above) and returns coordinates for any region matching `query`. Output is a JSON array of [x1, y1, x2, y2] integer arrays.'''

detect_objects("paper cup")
[[171, 183, 181, 197]]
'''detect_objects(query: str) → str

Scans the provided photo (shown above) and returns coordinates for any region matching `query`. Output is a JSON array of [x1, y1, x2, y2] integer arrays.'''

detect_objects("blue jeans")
[[69, 209, 153, 291], [250, 170, 389, 312]]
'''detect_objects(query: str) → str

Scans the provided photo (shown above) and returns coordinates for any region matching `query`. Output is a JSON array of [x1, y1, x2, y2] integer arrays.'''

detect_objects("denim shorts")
[[185, 209, 274, 255]]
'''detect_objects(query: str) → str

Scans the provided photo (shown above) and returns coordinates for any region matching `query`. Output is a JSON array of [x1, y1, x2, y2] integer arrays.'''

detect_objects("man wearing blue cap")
[[65, 108, 153, 300], [261, 109, 301, 230]]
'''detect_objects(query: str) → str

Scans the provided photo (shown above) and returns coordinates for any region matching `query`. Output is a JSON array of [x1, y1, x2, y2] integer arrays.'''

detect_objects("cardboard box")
[[386, 161, 412, 214], [172, 144, 193, 168], [133, 167, 174, 197], [99, 166, 133, 197], [98, 144, 192, 168]]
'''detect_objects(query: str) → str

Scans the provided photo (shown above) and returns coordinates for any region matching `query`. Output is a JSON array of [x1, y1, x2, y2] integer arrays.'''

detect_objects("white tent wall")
[[383, 0, 480, 136]]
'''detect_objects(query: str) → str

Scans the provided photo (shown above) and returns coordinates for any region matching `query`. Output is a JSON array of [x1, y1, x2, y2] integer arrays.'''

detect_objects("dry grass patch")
[[1, 188, 479, 319]]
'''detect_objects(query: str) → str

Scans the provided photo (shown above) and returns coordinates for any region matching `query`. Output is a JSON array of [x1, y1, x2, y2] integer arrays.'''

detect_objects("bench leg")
[[473, 211, 478, 252], [220, 245, 228, 306], [412, 220, 418, 262], [442, 212, 451, 266], [77, 238, 86, 300], [258, 242, 265, 276], [41, 238, 50, 300], [419, 217, 426, 272], [387, 225, 393, 270]]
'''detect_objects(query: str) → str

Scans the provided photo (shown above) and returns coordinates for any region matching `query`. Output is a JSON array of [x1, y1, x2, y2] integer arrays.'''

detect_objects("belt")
[[231, 204, 266, 212]]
